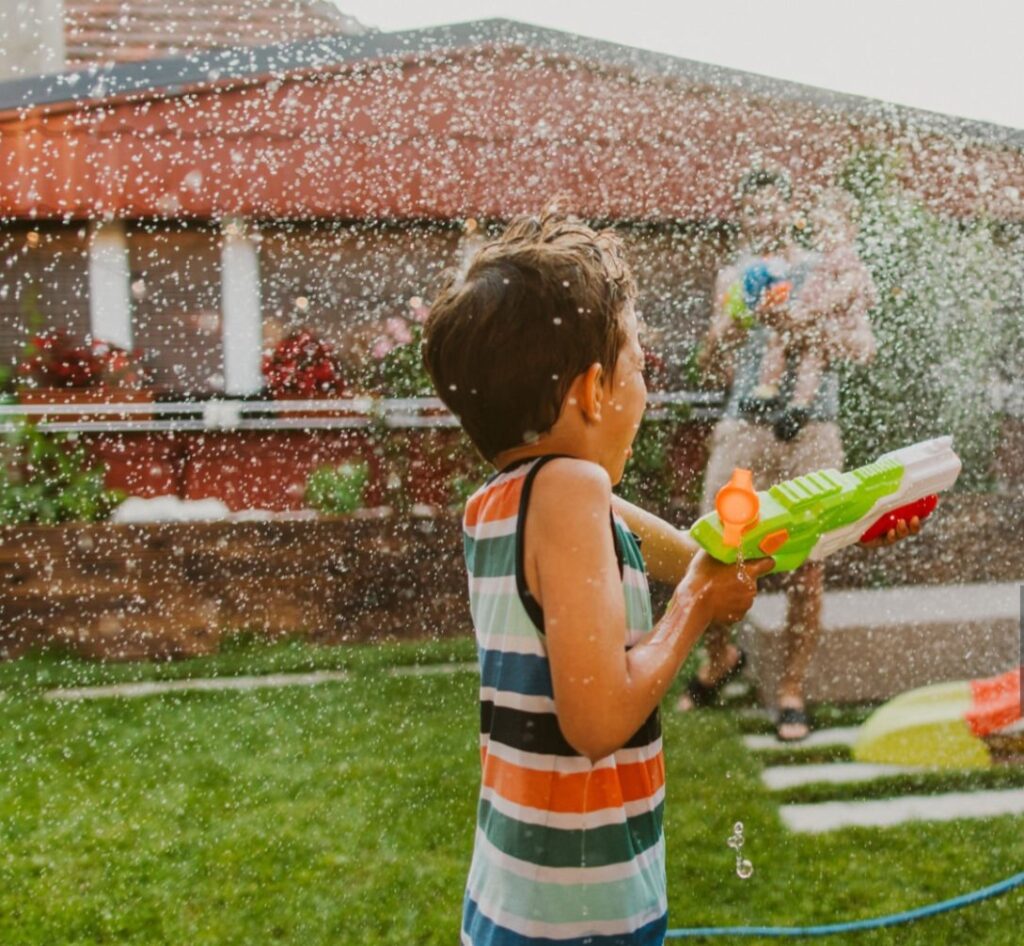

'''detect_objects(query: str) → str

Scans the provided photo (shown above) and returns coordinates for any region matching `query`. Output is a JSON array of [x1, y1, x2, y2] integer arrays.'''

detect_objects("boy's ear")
[[578, 362, 603, 424]]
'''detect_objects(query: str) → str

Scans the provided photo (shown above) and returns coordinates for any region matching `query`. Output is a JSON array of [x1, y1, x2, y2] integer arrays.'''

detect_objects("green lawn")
[[0, 638, 1021, 945]]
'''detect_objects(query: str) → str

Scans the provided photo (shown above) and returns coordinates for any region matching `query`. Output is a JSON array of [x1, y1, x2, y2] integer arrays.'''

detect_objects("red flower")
[[262, 327, 348, 399]]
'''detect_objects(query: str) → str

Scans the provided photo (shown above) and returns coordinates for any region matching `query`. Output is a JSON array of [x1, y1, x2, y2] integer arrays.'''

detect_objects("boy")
[[422, 209, 774, 945]]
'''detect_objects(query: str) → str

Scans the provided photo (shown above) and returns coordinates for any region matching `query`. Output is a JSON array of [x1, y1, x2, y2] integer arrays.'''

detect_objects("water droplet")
[[736, 859, 754, 880]]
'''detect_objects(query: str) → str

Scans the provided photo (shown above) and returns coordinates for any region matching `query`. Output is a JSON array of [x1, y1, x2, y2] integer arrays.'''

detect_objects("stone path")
[[780, 789, 1024, 833], [40, 661, 477, 701], [751, 723, 1024, 833], [743, 726, 861, 751], [43, 670, 352, 701], [761, 762, 918, 791]]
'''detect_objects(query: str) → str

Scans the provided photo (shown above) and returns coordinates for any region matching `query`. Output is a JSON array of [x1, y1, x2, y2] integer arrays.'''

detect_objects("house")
[[0, 18, 1021, 507]]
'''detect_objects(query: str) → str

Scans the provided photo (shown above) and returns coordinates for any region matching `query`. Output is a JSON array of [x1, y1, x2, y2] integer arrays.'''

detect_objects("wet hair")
[[736, 168, 793, 203], [422, 208, 636, 463]]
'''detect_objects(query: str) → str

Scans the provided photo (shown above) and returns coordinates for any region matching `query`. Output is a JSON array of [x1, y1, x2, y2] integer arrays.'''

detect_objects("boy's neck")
[[493, 433, 592, 472]]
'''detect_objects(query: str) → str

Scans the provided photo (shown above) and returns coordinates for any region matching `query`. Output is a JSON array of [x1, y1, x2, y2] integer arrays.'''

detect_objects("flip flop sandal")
[[776, 706, 811, 742], [684, 649, 747, 708]]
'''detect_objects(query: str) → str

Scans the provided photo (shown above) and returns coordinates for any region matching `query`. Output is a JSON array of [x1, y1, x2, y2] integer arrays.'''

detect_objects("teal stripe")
[[479, 798, 663, 869], [614, 524, 646, 573], [465, 531, 517, 579], [468, 840, 665, 925], [623, 583, 653, 631]]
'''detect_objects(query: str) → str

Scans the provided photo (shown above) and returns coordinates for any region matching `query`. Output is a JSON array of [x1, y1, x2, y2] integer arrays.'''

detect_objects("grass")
[[0, 638, 1022, 945]]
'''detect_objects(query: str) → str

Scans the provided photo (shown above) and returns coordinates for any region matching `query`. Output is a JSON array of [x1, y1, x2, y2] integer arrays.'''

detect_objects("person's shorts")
[[700, 418, 845, 516]]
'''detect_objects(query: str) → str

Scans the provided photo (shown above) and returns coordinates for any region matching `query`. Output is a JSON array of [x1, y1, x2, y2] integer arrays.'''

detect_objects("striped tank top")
[[461, 454, 667, 946]]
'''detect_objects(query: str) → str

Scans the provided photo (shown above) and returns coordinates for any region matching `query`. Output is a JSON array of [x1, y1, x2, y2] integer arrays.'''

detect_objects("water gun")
[[723, 261, 793, 329], [854, 667, 1022, 769], [689, 436, 962, 573]]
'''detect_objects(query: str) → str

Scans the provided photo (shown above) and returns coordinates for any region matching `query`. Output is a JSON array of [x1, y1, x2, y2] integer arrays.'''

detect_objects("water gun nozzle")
[[716, 468, 760, 548]]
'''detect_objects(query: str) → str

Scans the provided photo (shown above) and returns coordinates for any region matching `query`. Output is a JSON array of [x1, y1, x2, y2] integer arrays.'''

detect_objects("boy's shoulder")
[[529, 457, 612, 535]]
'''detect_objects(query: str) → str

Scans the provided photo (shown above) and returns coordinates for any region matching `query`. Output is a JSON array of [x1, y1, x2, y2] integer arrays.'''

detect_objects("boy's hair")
[[422, 209, 636, 463]]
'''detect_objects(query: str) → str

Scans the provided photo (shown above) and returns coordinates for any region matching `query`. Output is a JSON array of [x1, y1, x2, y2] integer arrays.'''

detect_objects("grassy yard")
[[0, 637, 1021, 945]]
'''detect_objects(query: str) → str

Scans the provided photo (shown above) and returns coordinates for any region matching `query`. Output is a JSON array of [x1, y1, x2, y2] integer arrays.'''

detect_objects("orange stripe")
[[464, 475, 524, 527], [482, 750, 664, 814]]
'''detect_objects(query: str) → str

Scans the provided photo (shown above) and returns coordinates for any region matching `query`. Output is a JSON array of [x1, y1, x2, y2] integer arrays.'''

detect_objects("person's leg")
[[776, 561, 824, 740], [773, 421, 844, 739], [676, 418, 767, 711]]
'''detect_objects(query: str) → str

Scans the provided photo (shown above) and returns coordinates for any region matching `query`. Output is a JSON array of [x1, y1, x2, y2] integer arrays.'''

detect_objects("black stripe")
[[482, 701, 661, 756], [611, 509, 625, 580], [513, 455, 630, 635], [514, 454, 575, 635]]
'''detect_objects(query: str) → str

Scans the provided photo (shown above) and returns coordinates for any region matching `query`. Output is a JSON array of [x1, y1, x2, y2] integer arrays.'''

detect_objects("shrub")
[[838, 149, 1019, 490], [0, 419, 125, 524], [304, 461, 369, 515]]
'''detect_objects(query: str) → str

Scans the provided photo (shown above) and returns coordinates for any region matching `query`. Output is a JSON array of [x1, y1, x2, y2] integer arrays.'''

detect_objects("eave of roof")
[[0, 17, 1020, 151]]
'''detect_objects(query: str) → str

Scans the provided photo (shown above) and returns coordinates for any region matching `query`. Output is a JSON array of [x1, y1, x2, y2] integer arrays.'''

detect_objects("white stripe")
[[476, 630, 546, 657], [482, 783, 665, 830], [479, 686, 554, 714], [467, 573, 518, 596], [473, 827, 665, 885], [467, 516, 518, 540], [467, 887, 666, 940], [622, 567, 648, 590], [483, 735, 664, 773], [781, 788, 1024, 833]]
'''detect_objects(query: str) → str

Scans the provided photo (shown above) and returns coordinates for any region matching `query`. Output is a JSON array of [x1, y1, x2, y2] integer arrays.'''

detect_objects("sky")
[[335, 0, 1023, 132]]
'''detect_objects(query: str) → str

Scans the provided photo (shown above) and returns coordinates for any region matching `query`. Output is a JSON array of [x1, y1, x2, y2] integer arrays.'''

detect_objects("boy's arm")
[[532, 460, 771, 762], [610, 493, 701, 586]]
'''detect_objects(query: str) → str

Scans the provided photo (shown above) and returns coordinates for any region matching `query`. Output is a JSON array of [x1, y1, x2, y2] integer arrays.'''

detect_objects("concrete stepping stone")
[[781, 788, 1024, 833], [762, 762, 919, 790], [43, 669, 350, 701], [744, 726, 861, 751]]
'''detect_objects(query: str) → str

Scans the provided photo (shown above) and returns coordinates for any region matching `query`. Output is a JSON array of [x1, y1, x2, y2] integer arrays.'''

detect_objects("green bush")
[[838, 149, 1021, 490], [304, 460, 369, 515], [616, 403, 692, 511], [0, 419, 125, 525]]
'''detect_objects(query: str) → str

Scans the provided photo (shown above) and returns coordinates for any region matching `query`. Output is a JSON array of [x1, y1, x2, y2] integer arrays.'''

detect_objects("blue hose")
[[665, 869, 1024, 938]]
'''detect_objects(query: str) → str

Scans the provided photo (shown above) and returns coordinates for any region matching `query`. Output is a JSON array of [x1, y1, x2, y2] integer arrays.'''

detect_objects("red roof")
[[1, 21, 1022, 222]]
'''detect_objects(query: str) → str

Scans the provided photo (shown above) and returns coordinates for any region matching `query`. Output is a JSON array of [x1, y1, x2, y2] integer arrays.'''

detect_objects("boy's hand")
[[861, 515, 921, 550], [677, 550, 774, 625]]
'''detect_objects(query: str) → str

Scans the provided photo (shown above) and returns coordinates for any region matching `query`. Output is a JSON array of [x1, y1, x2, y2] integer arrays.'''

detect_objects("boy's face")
[[602, 303, 648, 485]]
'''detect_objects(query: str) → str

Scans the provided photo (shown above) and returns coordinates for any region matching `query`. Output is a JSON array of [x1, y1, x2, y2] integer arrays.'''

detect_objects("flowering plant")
[[17, 330, 150, 389], [262, 327, 349, 398], [360, 299, 433, 398]]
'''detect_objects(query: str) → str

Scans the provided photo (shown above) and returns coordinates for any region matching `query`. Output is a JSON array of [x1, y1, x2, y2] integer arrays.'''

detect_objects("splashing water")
[[727, 821, 754, 880]]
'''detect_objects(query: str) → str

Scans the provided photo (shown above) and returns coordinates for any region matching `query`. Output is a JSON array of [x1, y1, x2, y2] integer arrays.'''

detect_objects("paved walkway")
[[743, 726, 861, 751], [43, 670, 353, 701], [40, 661, 477, 701], [750, 722, 1024, 832], [781, 789, 1024, 833]]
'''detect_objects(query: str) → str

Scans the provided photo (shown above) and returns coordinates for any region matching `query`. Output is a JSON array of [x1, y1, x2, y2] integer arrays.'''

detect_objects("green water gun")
[[689, 436, 962, 573]]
